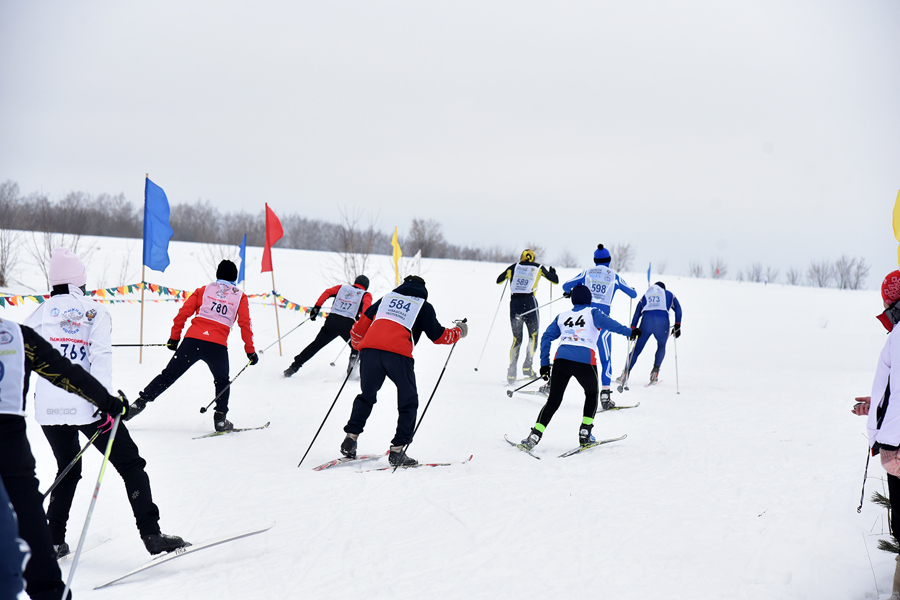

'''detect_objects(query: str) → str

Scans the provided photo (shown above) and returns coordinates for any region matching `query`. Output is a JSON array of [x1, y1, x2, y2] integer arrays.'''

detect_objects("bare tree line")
[[693, 255, 870, 289]]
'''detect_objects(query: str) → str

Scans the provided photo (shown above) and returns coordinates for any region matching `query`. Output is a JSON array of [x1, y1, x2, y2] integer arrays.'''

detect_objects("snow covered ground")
[[0, 236, 892, 599]]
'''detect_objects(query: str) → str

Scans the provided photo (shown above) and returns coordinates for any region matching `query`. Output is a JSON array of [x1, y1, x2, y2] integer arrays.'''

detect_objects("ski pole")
[[673, 331, 680, 395], [520, 296, 565, 317], [41, 429, 101, 500], [111, 343, 168, 347], [394, 319, 465, 473], [506, 376, 542, 397], [199, 359, 253, 413], [63, 402, 124, 599], [330, 342, 349, 367], [297, 364, 356, 467], [474, 281, 507, 371], [617, 337, 636, 393], [260, 318, 310, 354]]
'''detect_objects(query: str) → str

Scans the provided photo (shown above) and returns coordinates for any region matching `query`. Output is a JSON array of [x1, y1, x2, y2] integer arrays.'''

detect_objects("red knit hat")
[[882, 271, 900, 304]]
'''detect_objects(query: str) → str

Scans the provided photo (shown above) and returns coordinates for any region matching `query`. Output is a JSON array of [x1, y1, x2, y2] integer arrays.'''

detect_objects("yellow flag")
[[391, 226, 402, 285], [894, 190, 900, 266]]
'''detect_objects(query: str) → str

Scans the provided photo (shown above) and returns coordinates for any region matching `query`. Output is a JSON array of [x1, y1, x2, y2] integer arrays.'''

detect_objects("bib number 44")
[[563, 315, 586, 327]]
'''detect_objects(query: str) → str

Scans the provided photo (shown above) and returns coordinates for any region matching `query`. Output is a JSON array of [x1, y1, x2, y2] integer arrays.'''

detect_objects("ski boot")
[[520, 428, 541, 450], [649, 365, 660, 384], [124, 393, 153, 421], [213, 411, 234, 432], [388, 446, 417, 467], [53, 542, 70, 559], [522, 365, 536, 378], [142, 532, 189, 555], [615, 369, 627, 384], [283, 362, 300, 378], [600, 389, 615, 411], [538, 383, 550, 396], [579, 425, 596, 446], [507, 365, 517, 385], [340, 434, 358, 459]]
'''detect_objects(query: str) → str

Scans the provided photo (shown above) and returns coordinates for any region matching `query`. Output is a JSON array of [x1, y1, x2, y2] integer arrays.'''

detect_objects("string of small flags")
[[0, 283, 321, 315]]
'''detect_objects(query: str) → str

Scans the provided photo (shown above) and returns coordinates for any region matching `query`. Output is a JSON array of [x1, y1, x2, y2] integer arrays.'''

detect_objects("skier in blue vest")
[[496, 249, 558, 383], [561, 244, 636, 409], [618, 281, 682, 385], [518, 285, 640, 450]]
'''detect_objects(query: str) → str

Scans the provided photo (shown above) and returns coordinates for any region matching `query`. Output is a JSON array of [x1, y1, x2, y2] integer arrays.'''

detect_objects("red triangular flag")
[[262, 203, 284, 273]]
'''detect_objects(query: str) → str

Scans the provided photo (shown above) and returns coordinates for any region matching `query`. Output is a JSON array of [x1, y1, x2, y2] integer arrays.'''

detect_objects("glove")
[[548, 266, 557, 276], [166, 338, 179, 351], [539, 365, 551, 380], [98, 413, 116, 434], [629, 327, 642, 341], [247, 352, 259, 366], [115, 390, 130, 419], [672, 323, 681, 338], [563, 291, 570, 299], [309, 306, 320, 321], [455, 321, 468, 339]]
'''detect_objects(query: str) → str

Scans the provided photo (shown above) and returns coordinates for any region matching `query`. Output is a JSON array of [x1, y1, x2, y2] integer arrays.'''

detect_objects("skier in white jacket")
[[852, 269, 900, 600], [24, 248, 186, 557]]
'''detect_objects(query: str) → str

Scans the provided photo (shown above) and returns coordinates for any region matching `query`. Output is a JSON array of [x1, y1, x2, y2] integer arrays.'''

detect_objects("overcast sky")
[[2, 1, 899, 285]]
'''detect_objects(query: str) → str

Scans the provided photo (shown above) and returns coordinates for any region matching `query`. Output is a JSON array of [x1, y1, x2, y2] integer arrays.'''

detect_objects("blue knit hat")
[[570, 285, 592, 306], [593, 244, 611, 264]]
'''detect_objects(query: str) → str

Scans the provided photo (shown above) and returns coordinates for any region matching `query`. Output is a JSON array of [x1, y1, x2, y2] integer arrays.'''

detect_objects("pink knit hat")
[[48, 248, 86, 287]]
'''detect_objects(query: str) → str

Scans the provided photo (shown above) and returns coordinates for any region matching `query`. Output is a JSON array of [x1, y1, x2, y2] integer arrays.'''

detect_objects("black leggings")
[[290, 315, 358, 369], [142, 338, 231, 413], [535, 358, 599, 430], [42, 422, 160, 544]]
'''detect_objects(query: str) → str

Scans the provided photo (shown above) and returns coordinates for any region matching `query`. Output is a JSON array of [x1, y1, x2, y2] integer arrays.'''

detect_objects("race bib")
[[330, 285, 365, 319], [556, 307, 600, 350], [643, 285, 667, 312], [198, 282, 242, 328], [42, 299, 91, 367], [0, 319, 26, 416], [374, 293, 424, 331], [510, 264, 539, 294], [584, 266, 616, 306]]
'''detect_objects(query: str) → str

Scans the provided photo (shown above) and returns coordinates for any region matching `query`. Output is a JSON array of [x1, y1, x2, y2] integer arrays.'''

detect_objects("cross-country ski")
[[558, 434, 628, 458], [192, 421, 271, 439], [312, 453, 385, 471], [94, 524, 275, 589]]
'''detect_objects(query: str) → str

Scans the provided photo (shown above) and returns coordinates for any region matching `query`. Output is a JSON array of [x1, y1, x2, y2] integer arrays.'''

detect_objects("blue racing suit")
[[626, 284, 682, 371]]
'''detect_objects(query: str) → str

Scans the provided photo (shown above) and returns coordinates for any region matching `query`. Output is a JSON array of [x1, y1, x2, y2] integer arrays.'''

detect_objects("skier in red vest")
[[339, 275, 467, 467], [283, 275, 372, 377], [128, 260, 257, 432]]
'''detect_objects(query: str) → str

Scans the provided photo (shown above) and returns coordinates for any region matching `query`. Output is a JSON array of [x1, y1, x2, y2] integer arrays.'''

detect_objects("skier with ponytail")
[[496, 249, 558, 384]]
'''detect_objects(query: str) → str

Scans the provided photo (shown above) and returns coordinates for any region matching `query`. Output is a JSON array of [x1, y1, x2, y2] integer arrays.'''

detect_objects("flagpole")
[[271, 271, 282, 356], [140, 171, 148, 365], [139, 265, 146, 364]]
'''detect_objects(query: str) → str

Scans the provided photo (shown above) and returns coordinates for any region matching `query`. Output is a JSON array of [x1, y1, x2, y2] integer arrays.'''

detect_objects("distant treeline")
[[0, 180, 518, 262]]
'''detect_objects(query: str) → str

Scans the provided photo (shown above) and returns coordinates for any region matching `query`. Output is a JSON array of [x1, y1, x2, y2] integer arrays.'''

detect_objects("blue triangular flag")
[[238, 234, 247, 284], [143, 178, 174, 272]]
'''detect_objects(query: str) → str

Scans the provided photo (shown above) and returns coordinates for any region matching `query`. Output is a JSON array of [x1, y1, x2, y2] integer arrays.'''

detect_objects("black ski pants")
[[0, 416, 68, 600], [536, 358, 599, 430], [142, 337, 231, 413], [0, 477, 26, 600], [290, 315, 358, 370], [344, 348, 418, 446], [42, 421, 161, 546], [509, 294, 539, 374]]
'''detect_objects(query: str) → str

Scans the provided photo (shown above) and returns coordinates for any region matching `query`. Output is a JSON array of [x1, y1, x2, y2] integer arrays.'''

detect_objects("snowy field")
[[0, 236, 892, 599]]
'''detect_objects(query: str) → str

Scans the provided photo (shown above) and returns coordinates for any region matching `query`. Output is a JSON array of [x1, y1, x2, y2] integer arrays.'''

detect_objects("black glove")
[[548, 266, 556, 276], [672, 323, 681, 338], [116, 390, 130, 419], [562, 291, 571, 299], [166, 338, 179, 351], [309, 306, 320, 321], [247, 352, 259, 366], [539, 365, 552, 380], [629, 327, 642, 341]]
